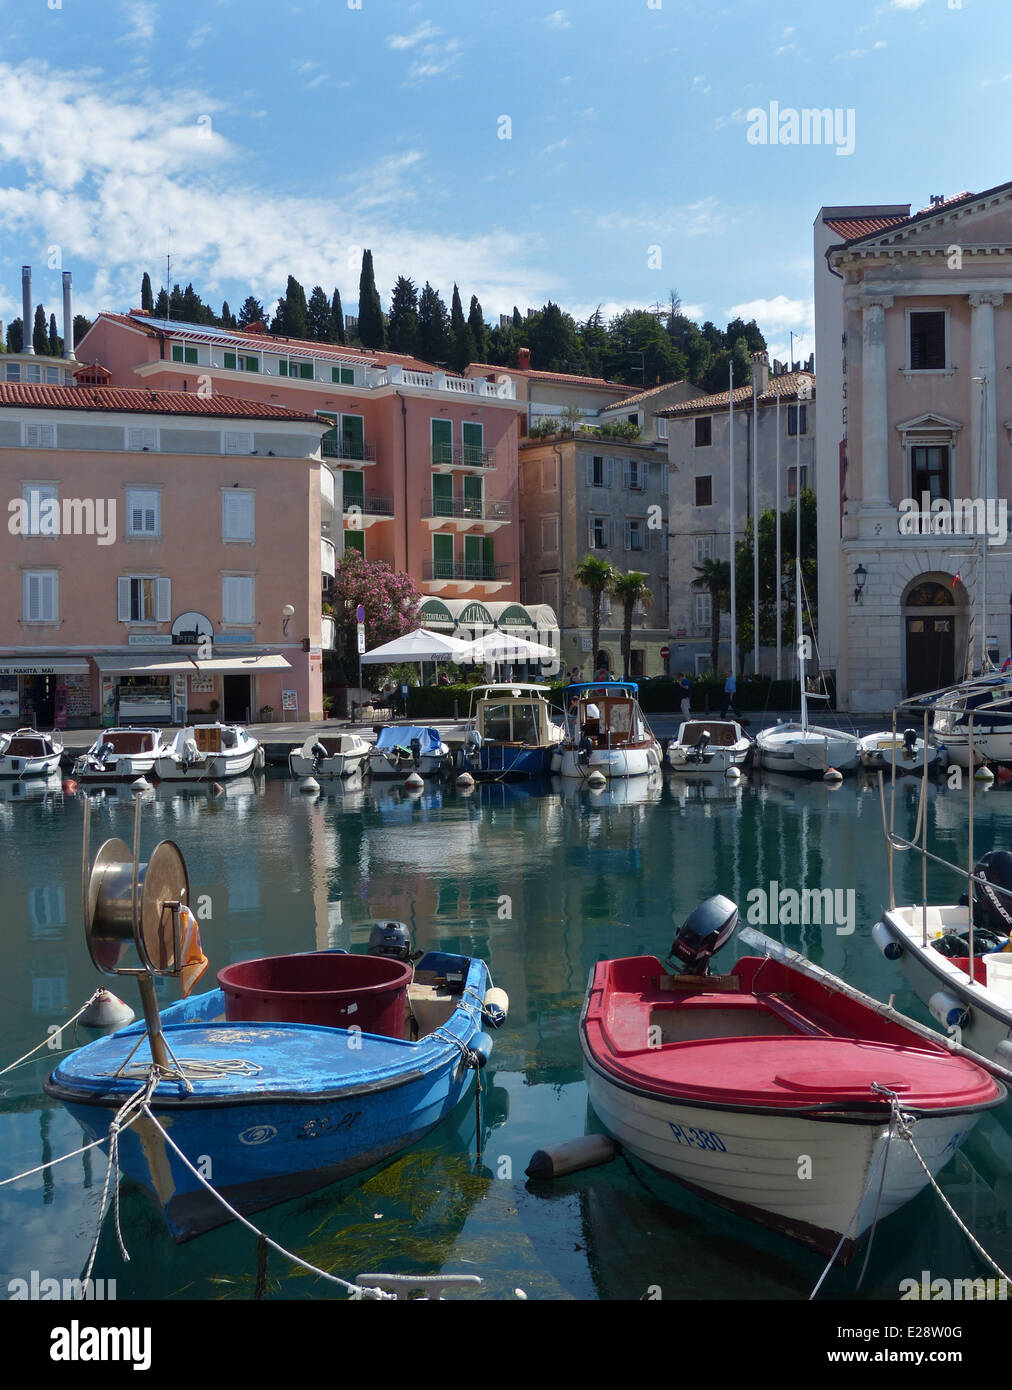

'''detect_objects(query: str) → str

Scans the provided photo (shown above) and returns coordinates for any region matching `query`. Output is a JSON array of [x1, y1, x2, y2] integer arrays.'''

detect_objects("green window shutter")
[[245, 356, 258, 373], [341, 367, 354, 385], [331, 367, 341, 383], [432, 473, 453, 516], [462, 421, 483, 465], [171, 345, 183, 362], [184, 347, 198, 365], [344, 529, 365, 555], [299, 362, 314, 380], [341, 415, 364, 460], [224, 352, 236, 370], [344, 470, 364, 507], [433, 533, 454, 577], [431, 418, 453, 466], [482, 536, 494, 576], [279, 360, 289, 377], [463, 474, 482, 503]]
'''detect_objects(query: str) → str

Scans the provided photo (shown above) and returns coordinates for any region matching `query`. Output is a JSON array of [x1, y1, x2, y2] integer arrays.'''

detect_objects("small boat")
[[459, 683, 565, 780], [153, 724, 263, 782], [923, 675, 1012, 769], [0, 727, 63, 778], [666, 720, 751, 776], [581, 896, 1004, 1262], [554, 682, 662, 779], [858, 728, 938, 775], [289, 731, 371, 780], [367, 725, 450, 779], [73, 728, 161, 783]]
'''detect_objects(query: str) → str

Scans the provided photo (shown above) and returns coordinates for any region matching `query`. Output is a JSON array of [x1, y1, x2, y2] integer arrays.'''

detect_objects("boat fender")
[[998, 766, 1012, 784], [586, 770, 607, 788], [62, 778, 78, 794], [525, 1134, 617, 1180], [80, 989, 136, 1029], [468, 1031, 494, 1069], [300, 776, 320, 794], [823, 767, 843, 783], [456, 771, 475, 788], [871, 919, 903, 960], [928, 991, 970, 1031], [483, 987, 509, 1028], [993, 1039, 1012, 1071], [725, 765, 741, 780], [975, 765, 995, 784], [405, 771, 424, 789]]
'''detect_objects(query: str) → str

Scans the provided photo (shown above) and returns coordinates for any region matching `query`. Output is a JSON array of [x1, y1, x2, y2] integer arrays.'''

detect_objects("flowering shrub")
[[327, 550, 421, 684]]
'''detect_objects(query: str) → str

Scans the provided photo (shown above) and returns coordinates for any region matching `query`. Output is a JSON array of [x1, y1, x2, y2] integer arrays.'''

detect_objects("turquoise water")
[[2, 769, 1011, 1302]]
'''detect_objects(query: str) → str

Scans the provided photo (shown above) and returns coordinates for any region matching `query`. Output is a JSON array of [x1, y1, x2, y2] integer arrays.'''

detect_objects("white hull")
[[0, 752, 61, 778], [368, 752, 447, 779], [556, 742, 662, 779], [583, 1042, 981, 1253], [75, 754, 158, 782], [667, 722, 751, 776], [756, 724, 860, 775], [859, 733, 938, 774], [290, 751, 367, 778]]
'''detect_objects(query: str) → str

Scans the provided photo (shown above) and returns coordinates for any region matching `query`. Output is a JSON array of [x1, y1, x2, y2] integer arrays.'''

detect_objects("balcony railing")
[[422, 561, 511, 583], [431, 443, 496, 470], [344, 495, 394, 516], [321, 436, 377, 462], [321, 537, 336, 577], [421, 497, 511, 522], [321, 615, 336, 650]]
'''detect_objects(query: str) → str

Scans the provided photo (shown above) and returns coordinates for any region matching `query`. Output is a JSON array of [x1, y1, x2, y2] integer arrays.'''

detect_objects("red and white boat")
[[581, 898, 1004, 1261]]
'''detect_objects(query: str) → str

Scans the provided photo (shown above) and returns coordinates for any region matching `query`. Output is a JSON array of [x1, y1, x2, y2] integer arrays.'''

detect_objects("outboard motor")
[[310, 740, 329, 774], [688, 730, 710, 764], [367, 920, 413, 961], [463, 730, 482, 768], [577, 734, 594, 765], [95, 742, 114, 768], [969, 850, 1012, 936], [902, 728, 918, 758], [667, 894, 739, 975], [182, 737, 201, 767], [410, 736, 422, 769]]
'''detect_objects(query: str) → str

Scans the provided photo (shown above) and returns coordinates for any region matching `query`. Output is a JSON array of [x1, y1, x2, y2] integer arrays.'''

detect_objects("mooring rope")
[[80, 1074, 159, 1281], [0, 992, 106, 1077]]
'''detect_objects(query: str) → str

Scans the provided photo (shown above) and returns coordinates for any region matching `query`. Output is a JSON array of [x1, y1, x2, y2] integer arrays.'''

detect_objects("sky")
[[0, 0, 1008, 368]]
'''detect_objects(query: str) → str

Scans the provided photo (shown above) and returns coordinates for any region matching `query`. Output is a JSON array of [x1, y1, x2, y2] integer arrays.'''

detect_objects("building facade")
[[814, 184, 1012, 711]]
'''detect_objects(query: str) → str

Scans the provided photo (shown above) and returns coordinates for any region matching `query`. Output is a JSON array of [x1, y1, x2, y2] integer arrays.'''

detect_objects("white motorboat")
[[73, 728, 161, 783], [554, 682, 662, 779], [925, 676, 1012, 768], [858, 728, 939, 775], [367, 726, 451, 779], [666, 719, 751, 776], [458, 684, 565, 780], [153, 724, 263, 782], [0, 727, 63, 778], [289, 732, 370, 779]]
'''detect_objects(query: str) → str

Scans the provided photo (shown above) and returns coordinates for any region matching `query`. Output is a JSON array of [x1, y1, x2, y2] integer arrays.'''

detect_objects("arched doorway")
[[902, 576, 961, 695]]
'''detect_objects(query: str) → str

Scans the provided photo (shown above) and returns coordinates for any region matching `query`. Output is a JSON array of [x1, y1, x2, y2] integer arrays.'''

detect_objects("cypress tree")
[[467, 294, 488, 362], [281, 275, 309, 338], [48, 313, 61, 356], [387, 276, 420, 355], [237, 296, 265, 328], [153, 288, 169, 319], [418, 282, 450, 364], [73, 314, 92, 345], [447, 284, 475, 374], [512, 306, 523, 329], [6, 318, 22, 352], [141, 272, 154, 312], [33, 305, 48, 355], [307, 285, 332, 341], [357, 250, 385, 349], [331, 289, 345, 345], [220, 300, 237, 330]]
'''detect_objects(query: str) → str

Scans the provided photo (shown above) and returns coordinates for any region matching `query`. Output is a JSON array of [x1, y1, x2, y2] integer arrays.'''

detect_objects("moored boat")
[[73, 728, 161, 783], [555, 682, 662, 779], [924, 676, 1012, 769], [367, 725, 450, 779], [666, 719, 752, 776], [289, 731, 371, 779], [581, 896, 1004, 1261], [153, 724, 263, 781], [858, 728, 939, 774], [459, 683, 565, 780], [0, 727, 63, 778]]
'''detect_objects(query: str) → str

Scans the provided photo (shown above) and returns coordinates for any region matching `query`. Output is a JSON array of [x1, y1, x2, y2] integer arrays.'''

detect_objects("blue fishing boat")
[[459, 683, 565, 780]]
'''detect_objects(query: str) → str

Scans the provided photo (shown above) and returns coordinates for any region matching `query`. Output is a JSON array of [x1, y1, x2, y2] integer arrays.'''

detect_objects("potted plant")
[[259, 704, 274, 723], [209, 698, 220, 722], [322, 695, 334, 720]]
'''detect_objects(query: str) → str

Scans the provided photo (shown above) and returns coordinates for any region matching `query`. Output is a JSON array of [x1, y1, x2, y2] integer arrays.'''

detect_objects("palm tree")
[[575, 554, 615, 675], [691, 558, 731, 673], [612, 571, 653, 680]]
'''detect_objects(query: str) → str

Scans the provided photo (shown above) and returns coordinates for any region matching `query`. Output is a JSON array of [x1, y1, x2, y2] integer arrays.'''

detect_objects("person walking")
[[677, 672, 691, 721], [721, 669, 740, 719]]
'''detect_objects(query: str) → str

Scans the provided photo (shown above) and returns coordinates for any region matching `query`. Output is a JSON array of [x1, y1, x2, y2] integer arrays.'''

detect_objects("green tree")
[[32, 305, 48, 355], [219, 300, 237, 330], [734, 490, 817, 655], [447, 284, 474, 374], [307, 285, 332, 341], [575, 554, 616, 675], [691, 558, 731, 674], [331, 288, 345, 345], [6, 318, 22, 352], [237, 296, 265, 328], [272, 276, 309, 338], [387, 276, 420, 355], [357, 250, 385, 349], [529, 301, 579, 373], [73, 314, 91, 346], [612, 572, 653, 680], [604, 308, 683, 385], [48, 313, 61, 356], [578, 307, 610, 379], [141, 272, 154, 312], [327, 550, 421, 686], [486, 321, 516, 366], [153, 288, 169, 318], [468, 294, 488, 362], [418, 282, 449, 363]]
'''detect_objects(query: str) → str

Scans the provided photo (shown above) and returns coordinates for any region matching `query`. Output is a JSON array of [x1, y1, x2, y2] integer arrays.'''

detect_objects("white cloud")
[[407, 39, 462, 83], [727, 295, 814, 359], [891, 0, 926, 8], [545, 10, 572, 28], [187, 24, 212, 50], [121, 0, 156, 45], [543, 139, 569, 155], [596, 197, 726, 240], [387, 22, 440, 50]]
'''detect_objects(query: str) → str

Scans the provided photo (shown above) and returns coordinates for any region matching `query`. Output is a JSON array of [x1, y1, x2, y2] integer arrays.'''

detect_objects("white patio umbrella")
[[360, 628, 473, 663], [460, 631, 558, 664]]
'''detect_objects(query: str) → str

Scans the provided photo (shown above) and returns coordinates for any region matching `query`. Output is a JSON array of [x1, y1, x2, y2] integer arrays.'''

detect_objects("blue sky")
[[0, 0, 1008, 366]]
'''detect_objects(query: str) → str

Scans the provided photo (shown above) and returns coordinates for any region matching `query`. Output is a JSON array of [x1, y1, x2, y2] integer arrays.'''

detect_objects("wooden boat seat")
[[195, 727, 222, 753], [680, 722, 738, 748], [108, 731, 155, 754], [6, 738, 45, 756], [756, 993, 836, 1038]]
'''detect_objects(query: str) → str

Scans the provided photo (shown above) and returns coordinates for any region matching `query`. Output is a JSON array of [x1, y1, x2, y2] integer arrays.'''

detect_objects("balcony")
[[321, 537, 336, 578], [422, 560, 512, 594], [430, 443, 496, 473], [321, 436, 378, 466], [421, 497, 511, 532], [321, 615, 336, 650], [385, 364, 516, 400], [343, 494, 395, 529], [320, 463, 336, 517]]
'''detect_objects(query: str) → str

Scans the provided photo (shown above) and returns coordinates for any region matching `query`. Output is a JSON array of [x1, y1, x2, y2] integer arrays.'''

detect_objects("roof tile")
[[0, 382, 323, 422]]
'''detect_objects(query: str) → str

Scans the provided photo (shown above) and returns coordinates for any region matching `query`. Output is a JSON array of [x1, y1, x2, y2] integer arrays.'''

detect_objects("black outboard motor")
[[367, 920, 413, 961], [688, 730, 710, 764], [95, 741, 114, 768], [410, 736, 422, 769], [577, 734, 594, 765], [310, 741, 329, 774], [667, 894, 739, 975], [902, 728, 918, 758], [969, 850, 1012, 936], [464, 730, 482, 766]]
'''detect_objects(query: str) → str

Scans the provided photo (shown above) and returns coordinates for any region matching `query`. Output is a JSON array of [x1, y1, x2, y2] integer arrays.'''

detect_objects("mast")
[[798, 556, 808, 732], [775, 386, 782, 680], [729, 361, 736, 678]]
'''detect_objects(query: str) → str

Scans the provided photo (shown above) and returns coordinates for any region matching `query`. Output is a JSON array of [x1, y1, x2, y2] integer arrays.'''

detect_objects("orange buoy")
[[62, 778, 78, 794], [997, 766, 1012, 784]]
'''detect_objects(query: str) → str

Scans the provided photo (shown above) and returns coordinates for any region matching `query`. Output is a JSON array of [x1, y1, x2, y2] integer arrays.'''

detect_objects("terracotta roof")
[[824, 214, 910, 239], [830, 183, 1012, 249], [599, 381, 698, 412], [468, 362, 631, 391], [914, 191, 975, 216], [0, 382, 323, 422], [93, 312, 440, 376], [657, 371, 815, 416]]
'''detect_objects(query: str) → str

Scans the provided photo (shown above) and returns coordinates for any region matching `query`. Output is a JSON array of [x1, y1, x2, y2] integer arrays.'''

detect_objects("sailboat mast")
[[729, 360, 736, 678]]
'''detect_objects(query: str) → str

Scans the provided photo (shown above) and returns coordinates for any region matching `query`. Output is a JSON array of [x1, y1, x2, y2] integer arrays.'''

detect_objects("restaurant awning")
[[93, 653, 196, 674], [193, 655, 291, 674], [0, 658, 91, 675]]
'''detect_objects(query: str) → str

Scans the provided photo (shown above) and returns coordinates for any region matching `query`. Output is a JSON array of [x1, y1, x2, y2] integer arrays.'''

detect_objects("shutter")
[[624, 521, 631, 551], [224, 352, 237, 370], [642, 460, 650, 487], [23, 572, 35, 620], [155, 578, 171, 622], [588, 518, 595, 547], [117, 577, 132, 621], [586, 457, 593, 486]]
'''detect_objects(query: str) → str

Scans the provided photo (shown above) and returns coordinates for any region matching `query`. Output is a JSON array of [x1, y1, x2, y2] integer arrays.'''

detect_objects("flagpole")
[[729, 360, 736, 678], [753, 359, 759, 678], [775, 385, 782, 680]]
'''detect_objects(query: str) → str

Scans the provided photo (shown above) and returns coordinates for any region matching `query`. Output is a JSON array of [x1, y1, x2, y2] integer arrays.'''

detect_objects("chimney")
[[21, 266, 34, 355], [750, 349, 769, 395], [62, 271, 76, 361], [517, 346, 531, 371]]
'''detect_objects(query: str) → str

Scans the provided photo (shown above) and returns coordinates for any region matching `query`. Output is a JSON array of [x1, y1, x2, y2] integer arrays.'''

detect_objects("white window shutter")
[[223, 576, 235, 623], [642, 460, 650, 487], [155, 578, 171, 622], [607, 457, 613, 486], [117, 577, 131, 621], [623, 460, 631, 490]]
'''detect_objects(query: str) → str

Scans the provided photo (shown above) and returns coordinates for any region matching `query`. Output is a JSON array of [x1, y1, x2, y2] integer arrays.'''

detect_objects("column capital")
[[969, 291, 1004, 309], [863, 295, 894, 312]]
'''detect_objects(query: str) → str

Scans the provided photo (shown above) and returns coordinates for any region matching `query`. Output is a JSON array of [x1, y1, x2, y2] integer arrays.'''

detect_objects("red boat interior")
[[949, 956, 988, 985], [583, 955, 1001, 1110]]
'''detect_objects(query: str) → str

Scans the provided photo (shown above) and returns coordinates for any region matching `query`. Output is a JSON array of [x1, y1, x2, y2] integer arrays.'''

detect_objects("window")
[[24, 423, 56, 448], [541, 457, 558, 492], [125, 488, 160, 538], [695, 417, 712, 447], [630, 649, 645, 678], [787, 466, 808, 499], [224, 353, 259, 372], [222, 575, 255, 624], [695, 476, 712, 507], [587, 455, 611, 487], [911, 445, 950, 503], [909, 311, 946, 370], [45, 367, 60, 384], [22, 570, 58, 622], [787, 405, 807, 436], [344, 530, 365, 555], [126, 426, 157, 452], [625, 518, 645, 551], [695, 593, 712, 629], [25, 364, 41, 383], [625, 458, 649, 491], [695, 536, 713, 564], [223, 489, 255, 541], [223, 430, 254, 455], [656, 417, 668, 439], [117, 576, 171, 623], [171, 344, 198, 365], [331, 366, 355, 385], [4, 362, 20, 381], [21, 484, 57, 536], [280, 359, 314, 380], [541, 515, 559, 551], [589, 515, 610, 549], [462, 421, 484, 466]]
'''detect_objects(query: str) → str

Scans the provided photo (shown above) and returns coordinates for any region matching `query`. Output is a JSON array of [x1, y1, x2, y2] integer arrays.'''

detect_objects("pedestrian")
[[677, 671, 691, 721], [721, 669, 740, 719], [595, 663, 609, 681]]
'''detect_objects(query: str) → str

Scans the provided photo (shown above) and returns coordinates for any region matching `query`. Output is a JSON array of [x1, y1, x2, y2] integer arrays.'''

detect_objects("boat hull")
[[289, 751, 367, 778], [0, 753, 61, 777], [756, 726, 860, 775], [556, 742, 662, 778], [154, 747, 261, 781], [472, 744, 557, 779]]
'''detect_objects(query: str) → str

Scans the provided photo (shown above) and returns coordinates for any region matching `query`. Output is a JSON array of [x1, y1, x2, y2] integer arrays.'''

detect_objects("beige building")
[[596, 380, 708, 444]]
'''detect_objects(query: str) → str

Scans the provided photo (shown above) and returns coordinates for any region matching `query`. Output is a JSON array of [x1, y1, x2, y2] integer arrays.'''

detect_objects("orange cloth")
[[178, 905, 209, 998]]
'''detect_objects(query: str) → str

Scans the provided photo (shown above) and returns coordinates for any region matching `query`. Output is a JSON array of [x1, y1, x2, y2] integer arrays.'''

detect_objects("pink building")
[[0, 376, 329, 726], [79, 312, 526, 605]]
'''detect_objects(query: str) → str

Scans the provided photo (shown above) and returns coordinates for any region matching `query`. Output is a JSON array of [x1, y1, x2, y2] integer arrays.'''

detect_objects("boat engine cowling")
[[668, 894, 739, 975], [367, 920, 413, 961], [970, 850, 1012, 936]]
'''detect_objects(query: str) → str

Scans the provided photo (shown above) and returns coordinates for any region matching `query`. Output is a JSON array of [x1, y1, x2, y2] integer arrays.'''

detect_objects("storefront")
[[416, 599, 561, 676], [0, 658, 92, 728], [93, 652, 292, 726]]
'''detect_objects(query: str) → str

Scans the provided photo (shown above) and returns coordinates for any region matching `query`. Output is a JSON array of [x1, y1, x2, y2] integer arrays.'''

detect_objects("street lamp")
[[853, 564, 867, 605], [282, 603, 295, 637]]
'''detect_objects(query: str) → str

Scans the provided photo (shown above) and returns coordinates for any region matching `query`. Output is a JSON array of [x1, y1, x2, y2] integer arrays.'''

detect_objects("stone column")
[[860, 295, 893, 510], [969, 292, 1003, 670]]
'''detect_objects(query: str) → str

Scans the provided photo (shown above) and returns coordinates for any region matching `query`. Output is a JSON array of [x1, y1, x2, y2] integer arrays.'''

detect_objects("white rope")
[[138, 1102, 394, 1300], [80, 1076, 157, 1281], [0, 992, 105, 1076], [0, 1131, 120, 1188]]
